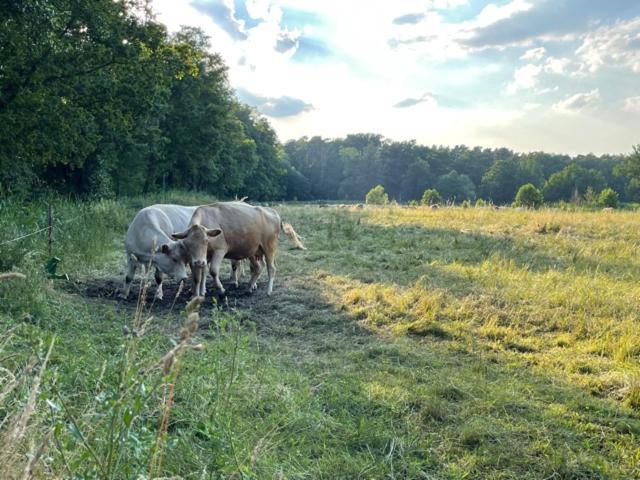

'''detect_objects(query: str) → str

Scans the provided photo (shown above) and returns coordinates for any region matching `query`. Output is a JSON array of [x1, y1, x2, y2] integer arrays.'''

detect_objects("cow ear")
[[206, 228, 222, 238], [161, 244, 170, 254], [171, 230, 189, 240]]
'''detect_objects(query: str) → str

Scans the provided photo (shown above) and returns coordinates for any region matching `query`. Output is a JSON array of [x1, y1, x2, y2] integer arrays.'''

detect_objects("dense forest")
[[285, 137, 640, 204], [1, 1, 639, 204]]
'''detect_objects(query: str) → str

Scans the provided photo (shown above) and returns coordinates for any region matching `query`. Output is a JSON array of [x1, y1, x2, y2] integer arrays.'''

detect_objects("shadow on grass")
[[209, 274, 640, 479]]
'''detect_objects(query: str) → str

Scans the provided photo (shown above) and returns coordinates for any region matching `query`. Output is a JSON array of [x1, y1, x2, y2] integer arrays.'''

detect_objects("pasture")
[[1, 194, 640, 479]]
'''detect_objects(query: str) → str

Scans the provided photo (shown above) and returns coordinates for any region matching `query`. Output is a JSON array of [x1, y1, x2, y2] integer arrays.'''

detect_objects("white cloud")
[[623, 96, 640, 113], [507, 63, 542, 94], [520, 46, 545, 61], [534, 85, 559, 95], [149, 1, 636, 154], [544, 56, 571, 74], [472, 0, 533, 29], [552, 89, 600, 113], [576, 17, 640, 74]]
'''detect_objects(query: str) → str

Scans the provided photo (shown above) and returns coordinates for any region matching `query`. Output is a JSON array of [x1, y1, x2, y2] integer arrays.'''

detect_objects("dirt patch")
[[66, 276, 272, 316]]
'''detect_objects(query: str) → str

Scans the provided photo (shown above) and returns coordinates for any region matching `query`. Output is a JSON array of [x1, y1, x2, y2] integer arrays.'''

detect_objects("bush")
[[461, 199, 471, 208], [421, 189, 442, 206], [598, 188, 619, 208], [475, 198, 487, 208], [514, 184, 543, 208], [365, 185, 389, 205]]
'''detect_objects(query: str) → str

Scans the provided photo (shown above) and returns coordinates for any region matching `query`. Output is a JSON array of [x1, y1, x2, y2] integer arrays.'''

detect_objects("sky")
[[151, 0, 640, 155]]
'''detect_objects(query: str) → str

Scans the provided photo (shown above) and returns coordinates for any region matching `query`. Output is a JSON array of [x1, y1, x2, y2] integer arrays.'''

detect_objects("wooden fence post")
[[47, 204, 53, 256]]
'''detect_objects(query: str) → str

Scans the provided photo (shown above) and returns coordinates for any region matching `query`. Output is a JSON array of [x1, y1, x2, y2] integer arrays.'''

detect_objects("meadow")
[[1, 194, 640, 479]]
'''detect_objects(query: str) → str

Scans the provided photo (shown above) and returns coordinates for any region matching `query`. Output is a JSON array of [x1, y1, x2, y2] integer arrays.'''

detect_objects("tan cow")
[[171, 202, 305, 297]]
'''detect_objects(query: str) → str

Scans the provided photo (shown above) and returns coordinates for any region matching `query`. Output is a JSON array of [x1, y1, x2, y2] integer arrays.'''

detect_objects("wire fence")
[[0, 210, 86, 249]]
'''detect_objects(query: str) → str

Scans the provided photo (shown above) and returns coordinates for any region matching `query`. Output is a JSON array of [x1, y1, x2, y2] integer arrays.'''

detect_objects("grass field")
[[1, 195, 640, 479]]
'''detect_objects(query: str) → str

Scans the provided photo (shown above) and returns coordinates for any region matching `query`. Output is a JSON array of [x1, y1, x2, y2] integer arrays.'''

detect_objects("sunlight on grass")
[[317, 249, 640, 408]]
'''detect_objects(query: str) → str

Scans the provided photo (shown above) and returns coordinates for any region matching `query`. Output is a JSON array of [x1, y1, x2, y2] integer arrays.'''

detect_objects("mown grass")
[[1, 198, 640, 478]]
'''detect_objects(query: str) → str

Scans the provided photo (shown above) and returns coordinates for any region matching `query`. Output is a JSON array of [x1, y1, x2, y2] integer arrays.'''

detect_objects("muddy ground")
[[67, 276, 274, 317]]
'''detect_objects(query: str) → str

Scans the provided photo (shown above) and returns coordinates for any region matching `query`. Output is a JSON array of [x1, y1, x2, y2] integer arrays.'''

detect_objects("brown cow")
[[171, 202, 304, 297]]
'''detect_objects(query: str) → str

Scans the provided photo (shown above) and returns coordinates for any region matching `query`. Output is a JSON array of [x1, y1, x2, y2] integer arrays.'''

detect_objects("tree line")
[[284, 136, 640, 205], [2, 1, 639, 205], [0, 0, 285, 200]]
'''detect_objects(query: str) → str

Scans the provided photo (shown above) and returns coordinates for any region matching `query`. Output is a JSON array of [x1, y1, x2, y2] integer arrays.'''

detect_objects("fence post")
[[47, 204, 53, 256]]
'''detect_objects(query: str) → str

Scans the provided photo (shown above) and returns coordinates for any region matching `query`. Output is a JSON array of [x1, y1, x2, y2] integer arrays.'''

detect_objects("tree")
[[436, 170, 476, 202], [514, 184, 543, 208], [614, 145, 640, 180], [614, 145, 640, 201], [365, 185, 389, 205], [421, 189, 442, 205], [598, 188, 619, 208], [480, 157, 541, 204], [542, 163, 606, 202]]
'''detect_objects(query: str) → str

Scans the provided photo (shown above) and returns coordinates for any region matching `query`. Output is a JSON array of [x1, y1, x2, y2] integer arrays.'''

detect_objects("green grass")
[[2, 199, 640, 478]]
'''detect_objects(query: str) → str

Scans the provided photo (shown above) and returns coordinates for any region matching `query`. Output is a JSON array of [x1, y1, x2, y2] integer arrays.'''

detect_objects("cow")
[[122, 204, 246, 300], [170, 202, 305, 298], [122, 204, 194, 300]]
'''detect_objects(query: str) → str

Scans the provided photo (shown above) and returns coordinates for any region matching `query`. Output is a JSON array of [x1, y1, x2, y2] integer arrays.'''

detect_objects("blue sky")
[[152, 0, 640, 154]]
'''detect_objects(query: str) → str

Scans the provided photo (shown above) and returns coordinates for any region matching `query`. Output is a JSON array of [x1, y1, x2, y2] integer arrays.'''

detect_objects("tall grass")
[[3, 197, 640, 478]]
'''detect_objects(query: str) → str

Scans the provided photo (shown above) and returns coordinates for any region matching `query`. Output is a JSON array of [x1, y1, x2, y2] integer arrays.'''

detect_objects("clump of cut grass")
[[406, 320, 451, 339], [622, 374, 640, 410], [459, 419, 501, 450]]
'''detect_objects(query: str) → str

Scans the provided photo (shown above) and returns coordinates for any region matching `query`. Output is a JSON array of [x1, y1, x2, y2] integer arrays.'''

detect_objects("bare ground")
[[66, 276, 277, 316]]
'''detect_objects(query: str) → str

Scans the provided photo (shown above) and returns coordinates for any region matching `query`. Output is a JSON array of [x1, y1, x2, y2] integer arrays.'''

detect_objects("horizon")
[[152, 0, 640, 156]]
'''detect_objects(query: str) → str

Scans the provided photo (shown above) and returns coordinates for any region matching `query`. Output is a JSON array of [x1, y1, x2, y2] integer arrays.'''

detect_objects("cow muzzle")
[[194, 259, 206, 268]]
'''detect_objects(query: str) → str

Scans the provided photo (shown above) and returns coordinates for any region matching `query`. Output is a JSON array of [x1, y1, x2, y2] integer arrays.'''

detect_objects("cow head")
[[171, 224, 222, 268], [155, 241, 190, 282]]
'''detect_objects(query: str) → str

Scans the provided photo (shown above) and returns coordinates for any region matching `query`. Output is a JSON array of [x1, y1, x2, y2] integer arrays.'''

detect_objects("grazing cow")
[[171, 202, 305, 298], [123, 204, 247, 299], [123, 204, 195, 300]]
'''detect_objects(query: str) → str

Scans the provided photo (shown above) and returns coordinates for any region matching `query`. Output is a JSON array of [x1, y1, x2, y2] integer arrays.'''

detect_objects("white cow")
[[122, 204, 195, 300]]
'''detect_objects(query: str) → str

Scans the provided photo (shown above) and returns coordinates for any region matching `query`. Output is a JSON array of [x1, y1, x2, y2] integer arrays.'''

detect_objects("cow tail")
[[281, 221, 306, 250]]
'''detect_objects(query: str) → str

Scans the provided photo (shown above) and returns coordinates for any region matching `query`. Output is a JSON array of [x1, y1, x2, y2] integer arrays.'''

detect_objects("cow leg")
[[154, 268, 164, 300], [191, 263, 204, 299], [247, 256, 263, 292], [264, 250, 277, 296], [208, 250, 227, 295], [121, 256, 137, 298], [200, 264, 209, 297], [230, 260, 242, 288]]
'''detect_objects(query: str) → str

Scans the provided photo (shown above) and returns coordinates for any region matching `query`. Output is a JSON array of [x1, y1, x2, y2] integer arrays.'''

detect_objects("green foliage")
[[584, 186, 599, 205], [542, 163, 606, 202], [480, 158, 542, 204], [365, 185, 389, 205], [421, 188, 442, 206], [598, 188, 619, 208], [614, 145, 640, 180], [436, 170, 476, 202], [0, 2, 285, 199], [514, 184, 543, 208], [475, 198, 487, 207]]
